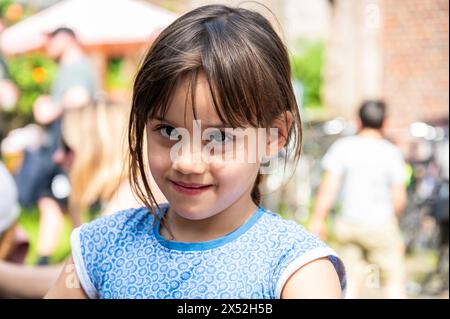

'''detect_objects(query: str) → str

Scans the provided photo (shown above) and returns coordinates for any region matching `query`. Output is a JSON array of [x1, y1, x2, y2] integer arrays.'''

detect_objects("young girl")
[[46, 4, 346, 299]]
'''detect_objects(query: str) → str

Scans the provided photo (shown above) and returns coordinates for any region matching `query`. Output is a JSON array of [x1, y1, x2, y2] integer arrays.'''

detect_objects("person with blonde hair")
[[61, 102, 138, 224], [0, 101, 165, 298]]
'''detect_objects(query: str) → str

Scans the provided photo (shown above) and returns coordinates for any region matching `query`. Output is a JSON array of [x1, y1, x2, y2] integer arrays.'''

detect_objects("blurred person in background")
[[0, 102, 165, 298], [0, 53, 18, 116], [15, 27, 97, 265], [0, 161, 28, 264], [309, 100, 408, 298], [0, 17, 19, 140], [58, 102, 165, 220], [424, 125, 449, 294], [0, 17, 25, 268]]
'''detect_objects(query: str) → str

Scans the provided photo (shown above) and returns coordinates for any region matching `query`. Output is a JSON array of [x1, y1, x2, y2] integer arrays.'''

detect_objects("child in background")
[[46, 4, 346, 299]]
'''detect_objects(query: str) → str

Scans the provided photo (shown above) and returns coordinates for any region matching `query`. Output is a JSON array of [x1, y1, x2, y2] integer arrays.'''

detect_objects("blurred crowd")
[[0, 24, 165, 298]]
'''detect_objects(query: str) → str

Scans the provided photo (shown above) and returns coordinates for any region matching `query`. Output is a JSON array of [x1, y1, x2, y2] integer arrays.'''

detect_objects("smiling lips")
[[170, 180, 214, 195]]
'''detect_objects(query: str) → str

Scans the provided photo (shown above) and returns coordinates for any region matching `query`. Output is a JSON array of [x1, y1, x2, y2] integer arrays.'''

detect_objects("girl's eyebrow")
[[152, 116, 230, 129]]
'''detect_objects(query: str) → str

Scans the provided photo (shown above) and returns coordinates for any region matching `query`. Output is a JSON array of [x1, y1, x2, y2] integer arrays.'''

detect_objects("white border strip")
[[70, 226, 98, 299], [275, 246, 346, 299]]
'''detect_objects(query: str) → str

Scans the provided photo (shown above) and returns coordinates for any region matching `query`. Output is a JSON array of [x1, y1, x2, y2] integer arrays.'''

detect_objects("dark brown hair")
[[129, 4, 302, 217], [359, 100, 386, 129]]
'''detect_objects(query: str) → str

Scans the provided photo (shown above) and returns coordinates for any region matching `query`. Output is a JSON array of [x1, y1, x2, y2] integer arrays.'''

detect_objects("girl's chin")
[[173, 209, 216, 221], [167, 201, 219, 220]]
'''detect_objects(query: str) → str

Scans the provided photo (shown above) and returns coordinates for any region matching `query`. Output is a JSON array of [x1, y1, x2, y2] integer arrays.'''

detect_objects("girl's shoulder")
[[71, 206, 157, 299], [76, 203, 169, 245], [257, 208, 325, 248], [80, 206, 152, 235], [257, 208, 347, 297]]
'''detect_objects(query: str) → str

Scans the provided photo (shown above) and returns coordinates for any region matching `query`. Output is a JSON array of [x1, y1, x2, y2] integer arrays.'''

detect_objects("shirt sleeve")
[[69, 208, 146, 299], [273, 232, 347, 298], [70, 225, 98, 299], [321, 140, 347, 175]]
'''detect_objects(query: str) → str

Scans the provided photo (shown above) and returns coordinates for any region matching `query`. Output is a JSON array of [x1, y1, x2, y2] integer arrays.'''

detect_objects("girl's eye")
[[205, 130, 232, 144], [157, 125, 180, 140]]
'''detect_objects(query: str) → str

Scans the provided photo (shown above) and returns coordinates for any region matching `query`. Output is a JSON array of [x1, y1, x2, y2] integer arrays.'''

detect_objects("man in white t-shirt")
[[309, 100, 408, 298]]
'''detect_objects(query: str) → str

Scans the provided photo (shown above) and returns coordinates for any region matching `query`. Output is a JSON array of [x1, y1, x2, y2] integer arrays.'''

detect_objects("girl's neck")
[[160, 193, 258, 243]]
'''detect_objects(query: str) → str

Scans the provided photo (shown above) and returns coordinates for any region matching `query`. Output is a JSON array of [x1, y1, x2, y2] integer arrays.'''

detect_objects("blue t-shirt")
[[71, 203, 346, 299]]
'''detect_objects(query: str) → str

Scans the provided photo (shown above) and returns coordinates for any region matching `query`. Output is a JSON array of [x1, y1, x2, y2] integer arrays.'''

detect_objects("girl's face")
[[146, 74, 262, 221]]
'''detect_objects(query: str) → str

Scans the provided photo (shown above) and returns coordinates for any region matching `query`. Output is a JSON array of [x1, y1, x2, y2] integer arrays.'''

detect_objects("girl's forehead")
[[164, 73, 224, 127]]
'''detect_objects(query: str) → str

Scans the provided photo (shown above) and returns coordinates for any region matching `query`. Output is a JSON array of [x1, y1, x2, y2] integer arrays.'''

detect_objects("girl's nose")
[[172, 149, 207, 175]]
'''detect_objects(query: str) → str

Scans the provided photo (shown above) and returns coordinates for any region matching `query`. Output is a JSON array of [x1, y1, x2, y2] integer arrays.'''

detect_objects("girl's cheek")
[[212, 161, 259, 188], [206, 142, 260, 169], [148, 144, 172, 175]]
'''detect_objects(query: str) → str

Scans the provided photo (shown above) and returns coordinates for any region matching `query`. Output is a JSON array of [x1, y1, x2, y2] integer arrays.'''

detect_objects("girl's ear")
[[265, 111, 294, 158]]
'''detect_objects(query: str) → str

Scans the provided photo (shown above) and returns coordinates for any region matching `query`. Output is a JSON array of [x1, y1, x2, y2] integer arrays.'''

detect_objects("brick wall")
[[381, 0, 449, 128]]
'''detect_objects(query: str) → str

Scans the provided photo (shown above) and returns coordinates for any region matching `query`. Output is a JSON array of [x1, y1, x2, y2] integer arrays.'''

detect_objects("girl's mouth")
[[169, 180, 214, 196]]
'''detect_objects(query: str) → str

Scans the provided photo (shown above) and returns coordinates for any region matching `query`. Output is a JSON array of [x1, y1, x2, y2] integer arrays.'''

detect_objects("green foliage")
[[289, 41, 325, 109], [0, 0, 13, 16], [6, 54, 56, 116], [106, 57, 130, 90], [0, 0, 35, 24], [160, 0, 179, 13]]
